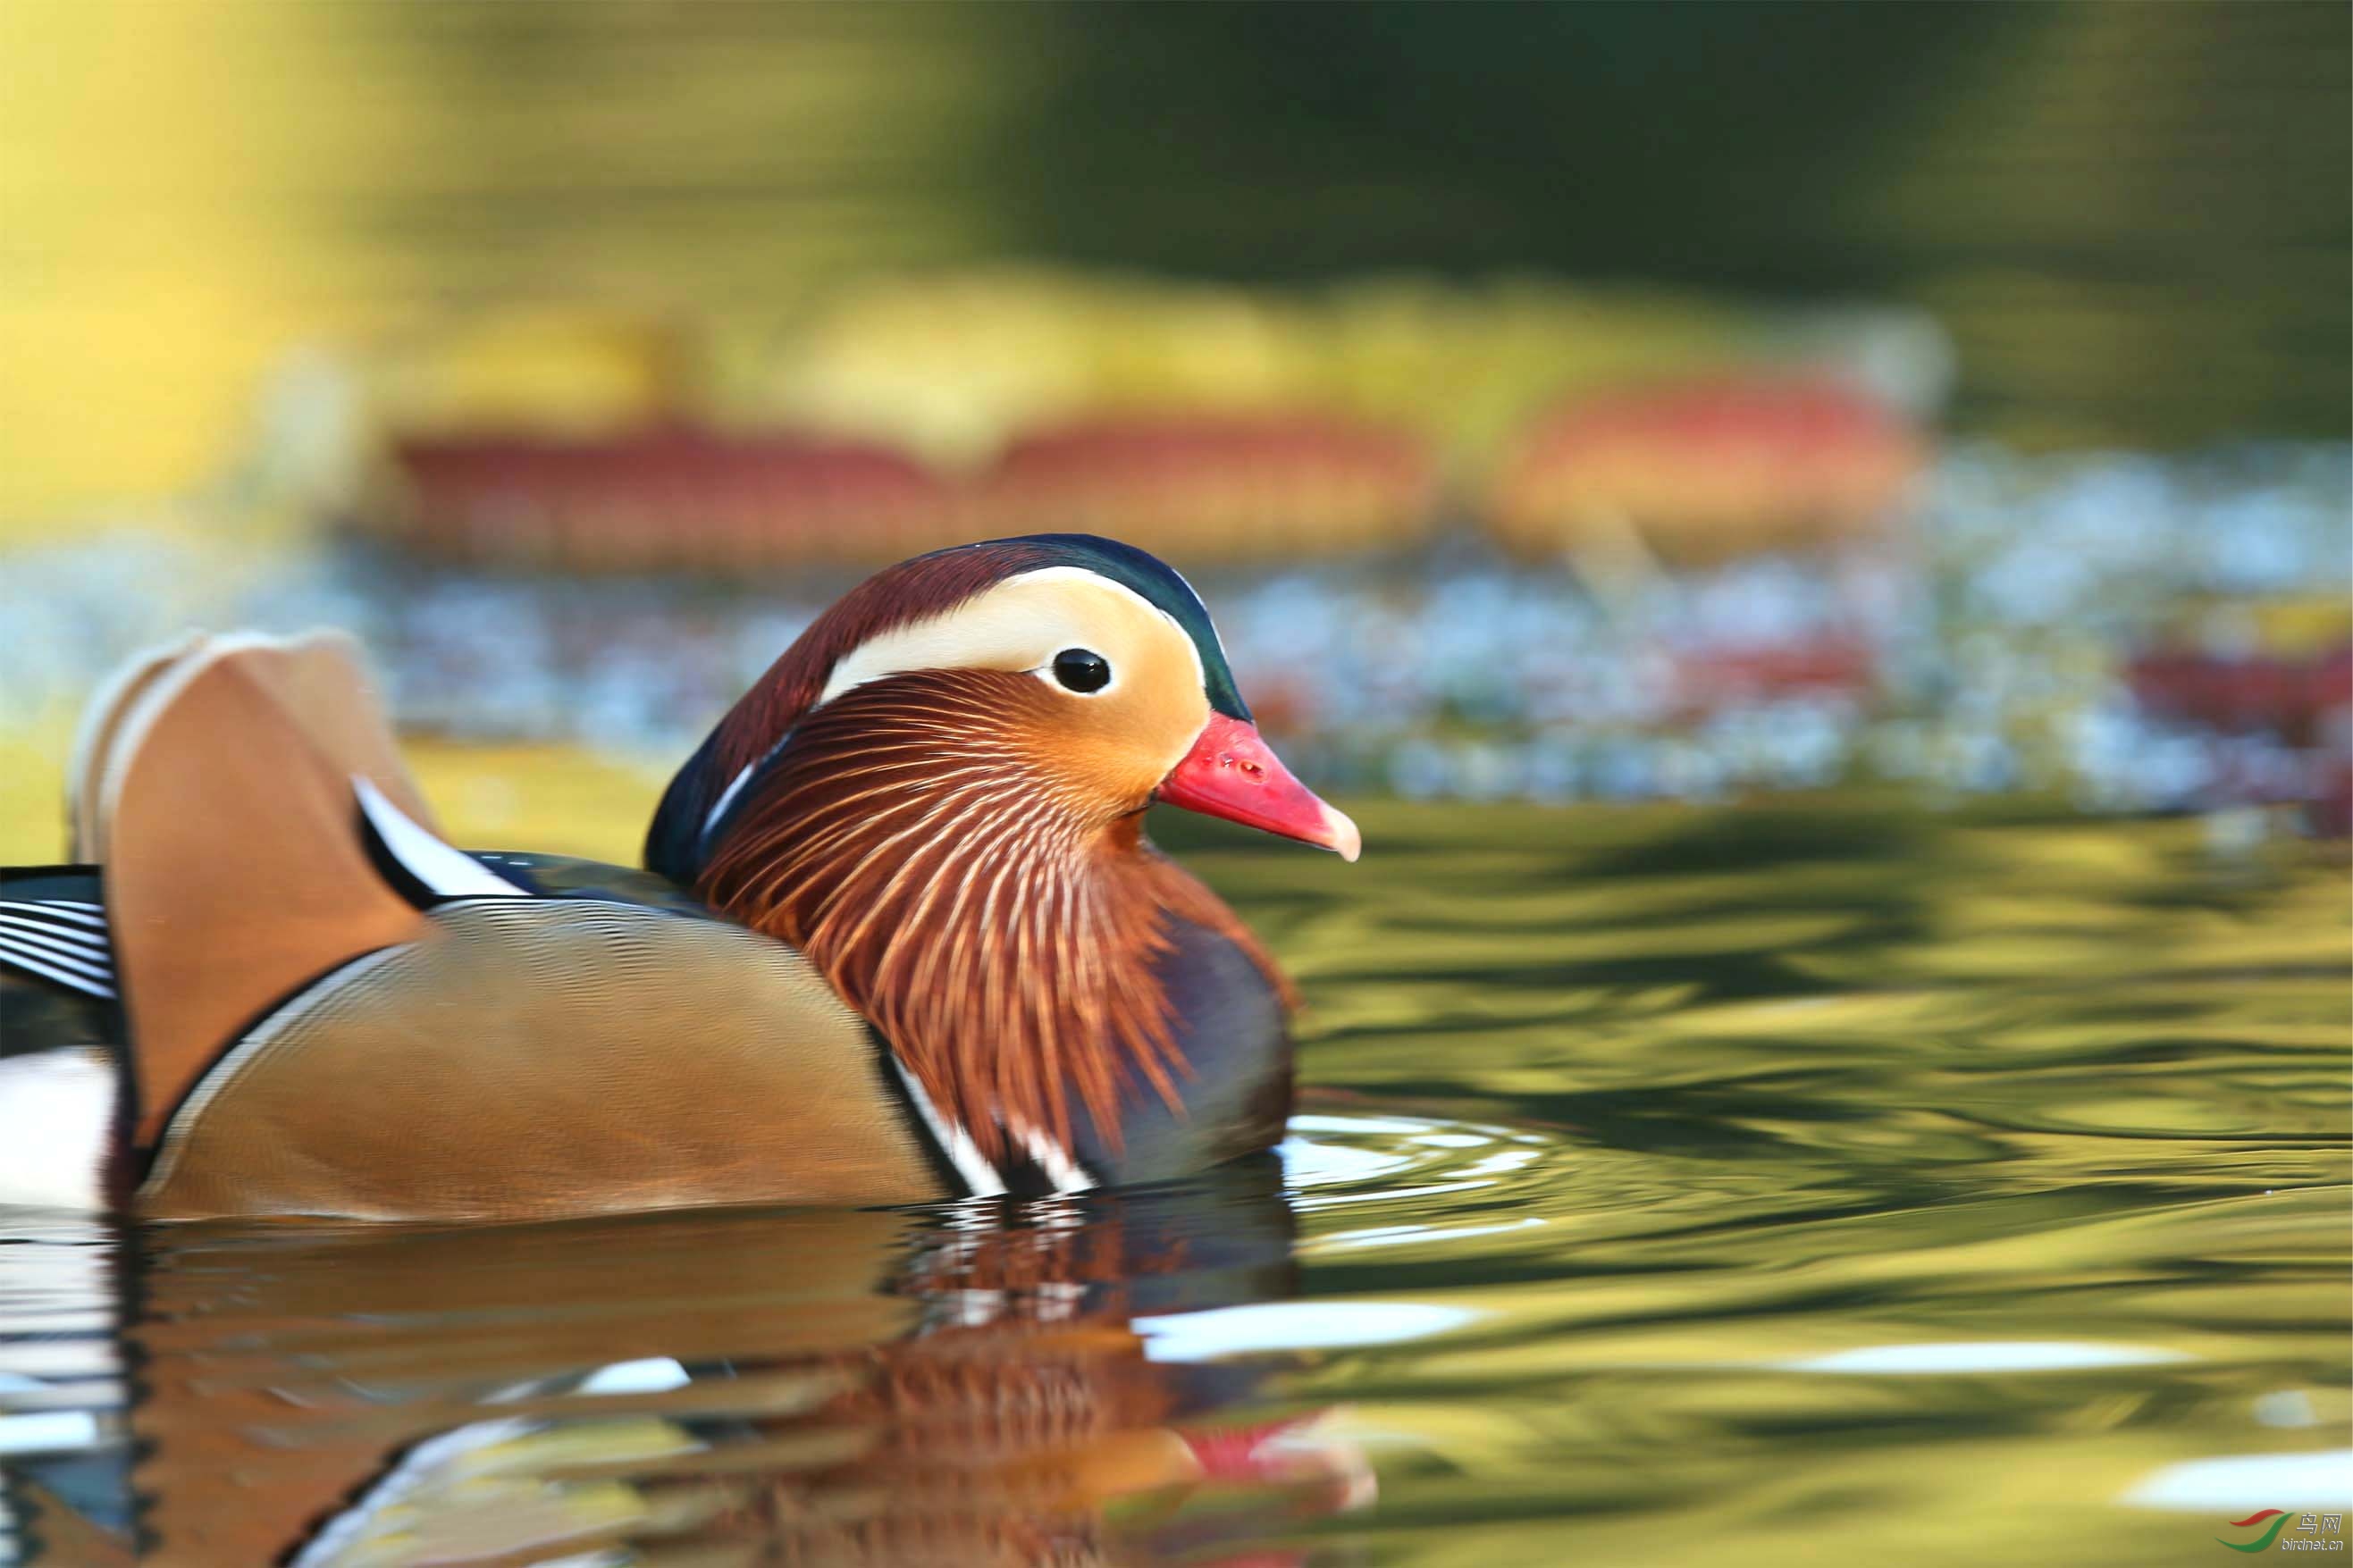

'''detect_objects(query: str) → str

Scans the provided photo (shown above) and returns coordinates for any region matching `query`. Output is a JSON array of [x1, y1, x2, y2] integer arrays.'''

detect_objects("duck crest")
[[693, 667, 1282, 1161]]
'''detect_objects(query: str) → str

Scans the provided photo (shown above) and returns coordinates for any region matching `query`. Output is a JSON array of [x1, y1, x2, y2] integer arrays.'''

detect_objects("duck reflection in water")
[[83, 1161, 1370, 1566]]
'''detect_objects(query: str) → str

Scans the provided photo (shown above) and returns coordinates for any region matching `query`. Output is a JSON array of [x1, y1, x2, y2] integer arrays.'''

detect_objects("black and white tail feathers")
[[0, 888, 112, 1002], [0, 874, 120, 1210]]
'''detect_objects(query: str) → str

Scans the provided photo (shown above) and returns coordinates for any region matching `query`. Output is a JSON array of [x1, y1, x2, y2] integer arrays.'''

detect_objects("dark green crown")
[[1005, 534, 1249, 721]]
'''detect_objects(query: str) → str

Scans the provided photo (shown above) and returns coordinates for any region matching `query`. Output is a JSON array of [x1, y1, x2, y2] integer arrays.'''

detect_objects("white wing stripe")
[[354, 777, 528, 901]]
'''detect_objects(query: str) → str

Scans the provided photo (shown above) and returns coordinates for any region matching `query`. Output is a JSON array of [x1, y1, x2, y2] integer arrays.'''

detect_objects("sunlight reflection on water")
[[0, 801, 2345, 1566]]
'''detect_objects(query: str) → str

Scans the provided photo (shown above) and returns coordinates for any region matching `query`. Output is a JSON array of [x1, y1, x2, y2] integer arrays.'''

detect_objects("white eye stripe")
[[1014, 569, 1207, 689], [814, 566, 1204, 710]]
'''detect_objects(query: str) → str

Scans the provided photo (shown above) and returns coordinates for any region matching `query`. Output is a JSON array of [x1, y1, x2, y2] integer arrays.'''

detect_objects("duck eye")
[[1051, 648, 1112, 693]]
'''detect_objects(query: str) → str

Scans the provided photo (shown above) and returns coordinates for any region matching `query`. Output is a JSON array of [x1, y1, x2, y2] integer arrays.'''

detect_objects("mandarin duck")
[[0, 535, 1357, 1219]]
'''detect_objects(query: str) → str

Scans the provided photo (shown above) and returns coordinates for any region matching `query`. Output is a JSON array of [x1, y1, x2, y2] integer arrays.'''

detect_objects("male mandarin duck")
[[0, 535, 1358, 1219]]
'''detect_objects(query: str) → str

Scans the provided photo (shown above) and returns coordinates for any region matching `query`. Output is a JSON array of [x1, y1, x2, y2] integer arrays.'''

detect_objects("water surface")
[[3, 800, 2347, 1565]]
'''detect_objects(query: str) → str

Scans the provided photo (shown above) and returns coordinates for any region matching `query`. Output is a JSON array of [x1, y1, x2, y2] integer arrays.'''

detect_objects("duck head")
[[645, 534, 1356, 1158]]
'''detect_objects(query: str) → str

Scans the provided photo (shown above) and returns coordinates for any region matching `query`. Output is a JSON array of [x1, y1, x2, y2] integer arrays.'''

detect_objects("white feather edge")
[[65, 629, 207, 860], [91, 630, 334, 852], [887, 1058, 1007, 1197], [698, 739, 783, 841], [1012, 1122, 1096, 1193], [877, 1061, 1096, 1198], [354, 776, 528, 900], [139, 945, 409, 1197]]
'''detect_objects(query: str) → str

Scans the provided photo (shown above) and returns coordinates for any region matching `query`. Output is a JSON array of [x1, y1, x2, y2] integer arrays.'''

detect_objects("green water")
[[4, 801, 2348, 1565]]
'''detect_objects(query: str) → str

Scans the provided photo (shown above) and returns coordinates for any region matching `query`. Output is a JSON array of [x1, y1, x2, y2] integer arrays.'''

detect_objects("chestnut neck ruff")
[[695, 668, 1286, 1161]]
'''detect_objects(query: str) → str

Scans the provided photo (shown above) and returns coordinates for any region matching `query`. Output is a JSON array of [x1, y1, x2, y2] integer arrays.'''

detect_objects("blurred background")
[[2, 11, 2349, 1567], [0, 0, 2347, 855]]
